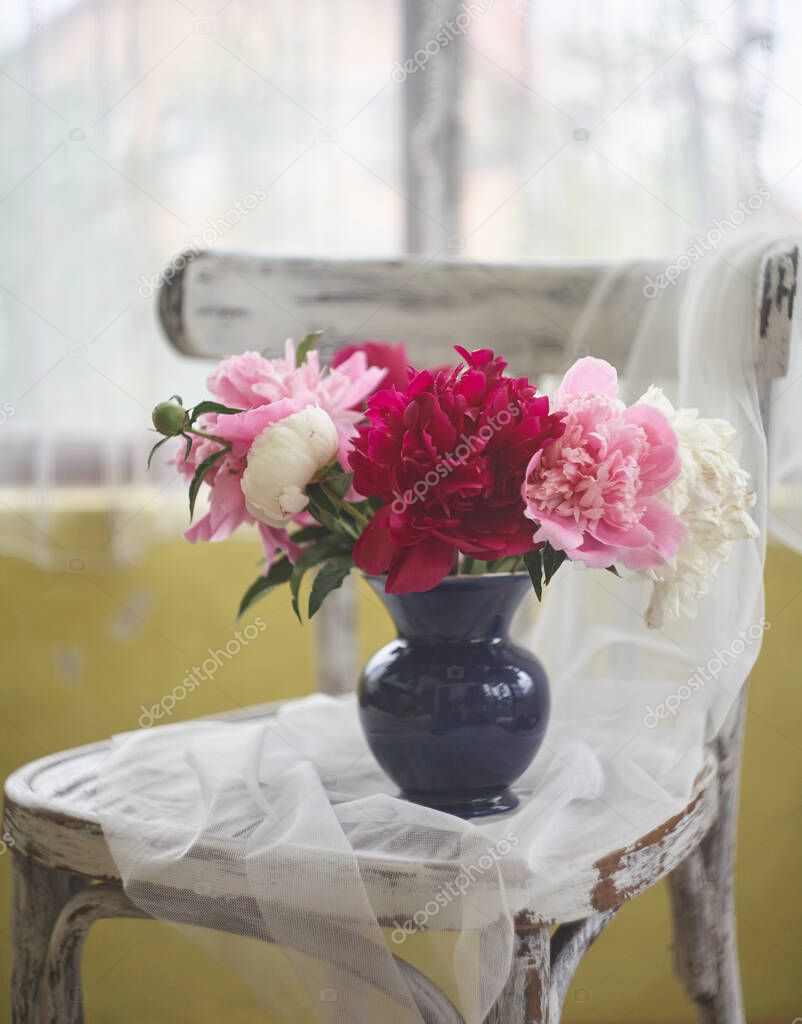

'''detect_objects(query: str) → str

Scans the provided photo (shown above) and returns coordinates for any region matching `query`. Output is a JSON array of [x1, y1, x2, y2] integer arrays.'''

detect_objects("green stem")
[[186, 427, 231, 449], [319, 481, 370, 528]]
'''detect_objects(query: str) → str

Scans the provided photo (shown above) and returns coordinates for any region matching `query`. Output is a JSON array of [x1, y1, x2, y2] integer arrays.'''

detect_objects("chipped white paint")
[[158, 250, 675, 374], [38, 882, 463, 1024], [548, 910, 617, 1023], [487, 924, 550, 1024]]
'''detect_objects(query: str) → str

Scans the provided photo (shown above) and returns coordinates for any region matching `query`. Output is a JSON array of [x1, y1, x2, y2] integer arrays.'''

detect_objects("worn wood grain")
[[3, 728, 720, 929], [757, 243, 797, 379], [486, 919, 550, 1024], [590, 767, 718, 914], [40, 883, 464, 1024], [668, 697, 748, 1024], [755, 243, 798, 434], [157, 250, 672, 373], [11, 856, 87, 1024], [668, 847, 718, 1002], [548, 911, 617, 1022]]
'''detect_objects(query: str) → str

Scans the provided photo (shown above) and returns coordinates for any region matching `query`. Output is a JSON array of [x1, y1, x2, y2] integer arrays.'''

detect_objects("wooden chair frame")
[[5, 241, 797, 1022]]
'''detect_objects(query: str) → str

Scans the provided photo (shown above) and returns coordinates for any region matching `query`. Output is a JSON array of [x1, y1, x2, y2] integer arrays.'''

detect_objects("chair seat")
[[4, 702, 720, 929]]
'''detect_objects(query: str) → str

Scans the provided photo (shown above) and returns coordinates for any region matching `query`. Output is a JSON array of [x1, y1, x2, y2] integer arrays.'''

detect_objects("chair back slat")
[[159, 251, 677, 373]]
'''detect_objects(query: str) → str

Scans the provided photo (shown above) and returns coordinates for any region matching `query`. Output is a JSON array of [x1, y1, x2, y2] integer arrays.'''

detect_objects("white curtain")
[[3, 1, 797, 1020], [2, 0, 797, 563]]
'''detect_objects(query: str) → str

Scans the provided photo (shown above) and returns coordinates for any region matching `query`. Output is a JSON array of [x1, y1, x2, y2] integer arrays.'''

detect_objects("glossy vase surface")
[[357, 573, 550, 818]]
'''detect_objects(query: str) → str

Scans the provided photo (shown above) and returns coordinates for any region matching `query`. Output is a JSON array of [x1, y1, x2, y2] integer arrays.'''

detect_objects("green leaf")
[[295, 330, 323, 368], [238, 557, 293, 618], [523, 549, 543, 601], [542, 543, 568, 586], [308, 556, 353, 618], [305, 485, 360, 539], [320, 509, 359, 539], [306, 482, 337, 517], [182, 433, 193, 462], [188, 448, 227, 519], [190, 400, 243, 423], [291, 525, 330, 544], [325, 470, 354, 498], [146, 436, 170, 469], [290, 536, 349, 622]]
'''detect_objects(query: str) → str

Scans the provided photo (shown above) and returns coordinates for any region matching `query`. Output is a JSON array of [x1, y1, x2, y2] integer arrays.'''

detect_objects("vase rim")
[[364, 570, 530, 587]]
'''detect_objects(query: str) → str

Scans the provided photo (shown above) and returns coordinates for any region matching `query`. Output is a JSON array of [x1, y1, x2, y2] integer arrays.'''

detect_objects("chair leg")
[[11, 855, 88, 1024], [39, 883, 145, 1024], [548, 911, 617, 1021], [486, 921, 550, 1023], [669, 700, 747, 1024]]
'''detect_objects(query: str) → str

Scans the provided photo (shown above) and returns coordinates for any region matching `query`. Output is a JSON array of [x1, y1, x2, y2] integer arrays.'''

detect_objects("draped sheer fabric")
[[97, 232, 802, 1023]]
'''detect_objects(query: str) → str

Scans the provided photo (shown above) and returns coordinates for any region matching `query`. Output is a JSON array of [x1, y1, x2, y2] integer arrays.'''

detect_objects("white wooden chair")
[[5, 242, 797, 1023]]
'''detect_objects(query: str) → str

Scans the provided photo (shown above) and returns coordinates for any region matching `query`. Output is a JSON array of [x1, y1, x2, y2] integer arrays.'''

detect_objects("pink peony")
[[523, 357, 685, 571], [180, 341, 385, 570]]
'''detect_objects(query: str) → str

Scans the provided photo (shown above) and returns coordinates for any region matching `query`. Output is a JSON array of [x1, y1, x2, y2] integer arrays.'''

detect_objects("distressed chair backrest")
[[157, 245, 797, 694]]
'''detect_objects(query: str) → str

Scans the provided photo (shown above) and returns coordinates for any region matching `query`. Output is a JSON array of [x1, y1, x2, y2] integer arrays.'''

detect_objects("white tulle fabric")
[[97, 233, 802, 1023]]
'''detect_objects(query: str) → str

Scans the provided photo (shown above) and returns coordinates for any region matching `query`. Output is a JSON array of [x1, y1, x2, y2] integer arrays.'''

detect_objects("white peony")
[[638, 386, 760, 629], [241, 406, 339, 527]]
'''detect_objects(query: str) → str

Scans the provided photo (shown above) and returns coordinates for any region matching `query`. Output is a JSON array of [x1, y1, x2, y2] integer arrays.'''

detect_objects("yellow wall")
[[1, 526, 799, 1023]]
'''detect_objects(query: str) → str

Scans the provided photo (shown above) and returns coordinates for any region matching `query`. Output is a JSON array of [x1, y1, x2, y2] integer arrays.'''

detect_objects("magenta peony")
[[523, 357, 685, 571], [350, 347, 565, 593], [332, 340, 411, 395]]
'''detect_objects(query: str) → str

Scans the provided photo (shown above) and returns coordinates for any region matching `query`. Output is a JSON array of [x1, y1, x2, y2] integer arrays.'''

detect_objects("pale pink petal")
[[532, 516, 584, 552], [257, 523, 303, 573], [184, 513, 213, 543], [591, 519, 653, 548], [572, 534, 620, 568], [337, 426, 359, 473], [555, 357, 618, 403], [257, 522, 278, 569], [624, 403, 681, 495], [213, 398, 304, 446], [208, 470, 249, 540], [639, 500, 686, 562]]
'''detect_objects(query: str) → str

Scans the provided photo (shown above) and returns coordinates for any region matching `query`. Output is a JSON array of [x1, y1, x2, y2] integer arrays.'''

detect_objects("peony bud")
[[241, 406, 339, 527], [152, 400, 189, 436]]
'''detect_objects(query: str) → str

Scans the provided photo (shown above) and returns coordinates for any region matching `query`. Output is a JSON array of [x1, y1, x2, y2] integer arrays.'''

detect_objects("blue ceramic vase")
[[358, 573, 550, 818]]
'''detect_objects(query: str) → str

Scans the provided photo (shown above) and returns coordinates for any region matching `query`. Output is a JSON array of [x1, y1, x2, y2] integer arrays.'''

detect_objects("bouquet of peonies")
[[150, 337, 758, 627]]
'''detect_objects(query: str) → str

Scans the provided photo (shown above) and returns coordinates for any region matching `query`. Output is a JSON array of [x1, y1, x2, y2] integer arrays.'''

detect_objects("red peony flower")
[[350, 347, 565, 593], [332, 340, 411, 395]]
